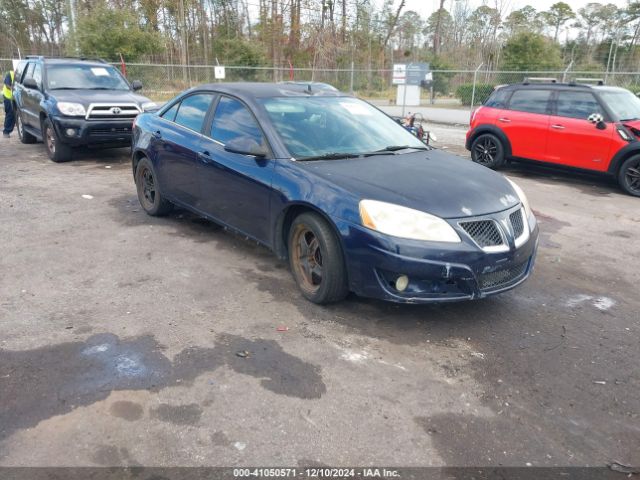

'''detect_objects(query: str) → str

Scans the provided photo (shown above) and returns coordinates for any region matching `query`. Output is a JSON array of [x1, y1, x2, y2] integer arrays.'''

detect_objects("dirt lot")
[[0, 127, 639, 469]]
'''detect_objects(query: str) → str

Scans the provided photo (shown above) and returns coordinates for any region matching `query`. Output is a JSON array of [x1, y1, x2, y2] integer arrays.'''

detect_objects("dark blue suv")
[[13, 56, 157, 162]]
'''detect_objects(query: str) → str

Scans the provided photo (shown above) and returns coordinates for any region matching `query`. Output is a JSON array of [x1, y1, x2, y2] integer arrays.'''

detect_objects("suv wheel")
[[16, 110, 36, 144], [288, 212, 349, 304], [618, 155, 640, 197], [135, 157, 173, 216], [471, 134, 505, 169], [43, 118, 72, 162]]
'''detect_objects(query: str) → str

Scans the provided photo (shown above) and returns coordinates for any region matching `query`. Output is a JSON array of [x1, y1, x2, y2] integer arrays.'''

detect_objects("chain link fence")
[[3, 58, 640, 109]]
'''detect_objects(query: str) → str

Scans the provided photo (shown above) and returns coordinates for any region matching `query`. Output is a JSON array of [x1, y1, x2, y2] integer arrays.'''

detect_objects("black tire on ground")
[[16, 110, 36, 144], [43, 118, 72, 162], [135, 157, 173, 216], [617, 155, 640, 197], [288, 212, 349, 304], [470, 133, 505, 169]]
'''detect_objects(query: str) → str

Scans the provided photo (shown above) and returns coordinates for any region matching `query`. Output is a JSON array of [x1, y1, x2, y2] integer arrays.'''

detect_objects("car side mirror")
[[131, 80, 143, 91], [588, 113, 606, 130], [23, 78, 39, 90], [224, 137, 269, 158]]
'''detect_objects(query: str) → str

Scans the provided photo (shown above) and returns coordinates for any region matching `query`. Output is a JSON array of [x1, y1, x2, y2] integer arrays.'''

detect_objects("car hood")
[[49, 90, 151, 107], [301, 149, 520, 219]]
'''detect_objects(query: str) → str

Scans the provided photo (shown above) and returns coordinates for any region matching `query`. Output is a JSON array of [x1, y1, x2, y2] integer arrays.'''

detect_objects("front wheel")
[[471, 133, 505, 169], [43, 118, 72, 162], [618, 155, 640, 197], [16, 110, 36, 144], [288, 213, 349, 304], [135, 157, 173, 216]]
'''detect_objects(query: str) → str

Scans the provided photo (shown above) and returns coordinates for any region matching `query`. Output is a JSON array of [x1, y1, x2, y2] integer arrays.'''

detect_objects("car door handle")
[[198, 150, 214, 163], [498, 118, 511, 123], [152, 130, 162, 139], [551, 124, 565, 130]]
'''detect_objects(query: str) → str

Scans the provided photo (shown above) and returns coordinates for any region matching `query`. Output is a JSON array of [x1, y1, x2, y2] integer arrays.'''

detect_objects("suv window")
[[174, 94, 214, 132], [23, 63, 35, 82], [32, 64, 43, 88], [556, 91, 603, 120], [508, 89, 551, 115], [485, 88, 510, 108], [210, 96, 264, 146]]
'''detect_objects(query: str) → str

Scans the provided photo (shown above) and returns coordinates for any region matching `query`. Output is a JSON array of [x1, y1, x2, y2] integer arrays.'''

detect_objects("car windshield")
[[599, 89, 640, 121], [45, 64, 130, 91], [259, 96, 426, 159]]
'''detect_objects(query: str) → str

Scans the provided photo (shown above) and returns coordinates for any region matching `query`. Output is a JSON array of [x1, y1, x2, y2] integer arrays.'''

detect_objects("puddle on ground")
[[0, 333, 325, 442]]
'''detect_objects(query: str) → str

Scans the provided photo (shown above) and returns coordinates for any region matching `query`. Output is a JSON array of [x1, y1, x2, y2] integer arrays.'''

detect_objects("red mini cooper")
[[466, 81, 640, 196]]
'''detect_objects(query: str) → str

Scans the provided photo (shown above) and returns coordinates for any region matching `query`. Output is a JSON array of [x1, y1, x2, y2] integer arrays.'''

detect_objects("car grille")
[[478, 260, 529, 291], [459, 220, 503, 248], [90, 126, 132, 136], [87, 104, 140, 119], [510, 209, 525, 238]]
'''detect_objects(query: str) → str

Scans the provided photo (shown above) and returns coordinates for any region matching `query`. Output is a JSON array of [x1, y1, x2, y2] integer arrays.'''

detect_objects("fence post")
[[562, 60, 573, 83], [470, 63, 483, 110], [350, 61, 355, 94]]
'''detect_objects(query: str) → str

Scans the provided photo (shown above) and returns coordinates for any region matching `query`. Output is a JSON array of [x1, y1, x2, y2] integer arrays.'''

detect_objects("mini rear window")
[[484, 88, 510, 108], [508, 89, 552, 115]]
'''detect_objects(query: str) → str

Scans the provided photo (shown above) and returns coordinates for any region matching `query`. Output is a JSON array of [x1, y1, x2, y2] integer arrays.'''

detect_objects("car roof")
[[499, 82, 609, 92], [24, 56, 109, 67], [193, 82, 347, 99]]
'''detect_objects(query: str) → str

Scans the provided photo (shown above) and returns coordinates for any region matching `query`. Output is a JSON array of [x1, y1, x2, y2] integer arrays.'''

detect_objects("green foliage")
[[455, 83, 495, 106], [501, 32, 563, 70], [73, 5, 164, 61], [211, 38, 267, 80]]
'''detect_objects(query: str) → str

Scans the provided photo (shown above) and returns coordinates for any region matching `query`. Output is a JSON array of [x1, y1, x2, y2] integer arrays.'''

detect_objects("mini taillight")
[[470, 107, 481, 124]]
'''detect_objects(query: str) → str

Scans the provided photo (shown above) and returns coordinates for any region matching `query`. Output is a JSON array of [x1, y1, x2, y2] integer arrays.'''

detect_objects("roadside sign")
[[214, 66, 226, 80], [392, 64, 406, 85]]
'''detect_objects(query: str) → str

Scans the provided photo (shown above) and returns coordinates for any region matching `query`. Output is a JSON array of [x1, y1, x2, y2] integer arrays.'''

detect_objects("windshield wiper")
[[297, 152, 360, 161], [363, 145, 429, 156], [50, 87, 80, 90]]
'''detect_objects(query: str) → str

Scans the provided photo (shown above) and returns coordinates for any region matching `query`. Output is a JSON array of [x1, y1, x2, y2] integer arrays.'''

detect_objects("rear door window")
[[173, 93, 214, 132], [556, 91, 604, 120], [23, 63, 35, 82], [484, 88, 510, 108], [508, 89, 552, 114]]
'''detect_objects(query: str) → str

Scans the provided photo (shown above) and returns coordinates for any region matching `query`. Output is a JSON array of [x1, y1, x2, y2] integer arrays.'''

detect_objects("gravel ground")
[[0, 125, 639, 469]]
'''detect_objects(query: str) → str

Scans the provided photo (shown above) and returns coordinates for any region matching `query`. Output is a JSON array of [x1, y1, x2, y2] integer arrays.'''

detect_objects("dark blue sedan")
[[131, 83, 538, 304]]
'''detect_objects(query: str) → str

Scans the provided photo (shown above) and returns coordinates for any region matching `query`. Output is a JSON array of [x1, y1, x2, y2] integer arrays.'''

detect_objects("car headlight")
[[506, 178, 536, 231], [57, 102, 86, 116], [141, 102, 158, 112], [359, 199, 461, 242]]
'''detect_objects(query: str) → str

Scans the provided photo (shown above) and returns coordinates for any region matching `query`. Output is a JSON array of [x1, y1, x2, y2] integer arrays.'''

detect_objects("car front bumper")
[[334, 216, 538, 304], [51, 116, 136, 147]]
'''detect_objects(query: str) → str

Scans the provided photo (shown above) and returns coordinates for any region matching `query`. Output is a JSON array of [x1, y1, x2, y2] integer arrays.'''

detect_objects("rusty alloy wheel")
[[290, 223, 324, 295], [138, 165, 156, 209]]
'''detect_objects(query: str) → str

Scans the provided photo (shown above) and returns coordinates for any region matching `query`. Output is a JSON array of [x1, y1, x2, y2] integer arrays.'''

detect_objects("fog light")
[[65, 128, 77, 137], [395, 275, 409, 292]]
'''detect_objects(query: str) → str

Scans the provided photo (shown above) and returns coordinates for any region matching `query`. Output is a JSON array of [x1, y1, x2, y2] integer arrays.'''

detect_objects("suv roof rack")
[[573, 78, 605, 86], [23, 55, 108, 64], [523, 77, 557, 85]]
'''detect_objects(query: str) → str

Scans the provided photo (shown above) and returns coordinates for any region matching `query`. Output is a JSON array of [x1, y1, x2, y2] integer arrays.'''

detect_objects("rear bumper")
[[334, 217, 538, 304], [51, 116, 135, 147]]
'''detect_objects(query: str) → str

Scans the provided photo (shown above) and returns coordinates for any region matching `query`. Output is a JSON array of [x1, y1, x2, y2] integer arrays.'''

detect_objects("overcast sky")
[[397, 0, 628, 17]]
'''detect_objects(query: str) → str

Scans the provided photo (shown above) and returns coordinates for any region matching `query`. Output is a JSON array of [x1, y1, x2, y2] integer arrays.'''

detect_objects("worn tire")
[[43, 118, 72, 162], [16, 110, 36, 144], [471, 133, 505, 169], [135, 157, 173, 216], [618, 155, 640, 197], [288, 212, 348, 304]]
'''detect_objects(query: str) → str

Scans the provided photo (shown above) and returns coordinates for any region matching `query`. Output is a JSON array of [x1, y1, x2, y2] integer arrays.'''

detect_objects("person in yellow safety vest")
[[3, 70, 15, 138]]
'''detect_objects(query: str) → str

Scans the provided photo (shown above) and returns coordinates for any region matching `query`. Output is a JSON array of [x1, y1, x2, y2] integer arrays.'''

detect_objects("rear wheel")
[[618, 155, 640, 197], [43, 118, 72, 162], [16, 110, 36, 144], [135, 157, 173, 216], [288, 213, 348, 304], [471, 133, 505, 169]]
